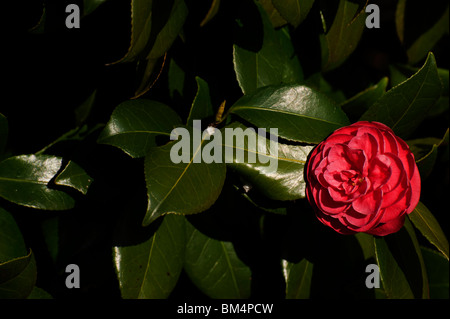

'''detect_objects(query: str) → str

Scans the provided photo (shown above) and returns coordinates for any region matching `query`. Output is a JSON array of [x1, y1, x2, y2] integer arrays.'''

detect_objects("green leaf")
[[320, 0, 367, 72], [272, 0, 315, 28], [374, 236, 414, 299], [223, 121, 313, 201], [282, 258, 313, 299], [396, 1, 449, 65], [143, 126, 226, 226], [113, 214, 185, 299], [408, 202, 449, 260], [112, 0, 187, 64], [184, 219, 251, 298], [233, 2, 303, 95], [0, 250, 37, 299], [54, 160, 94, 195], [229, 84, 350, 143], [360, 52, 442, 138], [0, 207, 27, 263], [0, 113, 7, 156], [83, 0, 109, 16], [340, 77, 388, 122], [375, 218, 429, 299], [186, 77, 215, 126], [98, 99, 182, 158], [27, 286, 53, 299], [0, 155, 75, 210], [200, 0, 221, 27], [407, 129, 449, 179], [421, 247, 449, 299]]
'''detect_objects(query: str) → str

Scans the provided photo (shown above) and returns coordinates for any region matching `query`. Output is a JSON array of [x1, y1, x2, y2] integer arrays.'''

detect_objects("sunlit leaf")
[[113, 214, 185, 299], [98, 99, 182, 158], [184, 219, 251, 298], [360, 52, 442, 138], [229, 84, 350, 143]]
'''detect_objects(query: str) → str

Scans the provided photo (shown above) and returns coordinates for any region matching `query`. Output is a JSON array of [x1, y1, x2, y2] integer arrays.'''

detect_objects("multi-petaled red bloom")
[[306, 121, 421, 236]]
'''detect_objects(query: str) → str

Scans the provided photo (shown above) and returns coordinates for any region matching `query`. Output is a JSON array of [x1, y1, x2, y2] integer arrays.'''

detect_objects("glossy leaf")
[[360, 52, 442, 138], [98, 99, 182, 158], [0, 155, 75, 210], [223, 121, 313, 201], [0, 113, 7, 156], [113, 214, 185, 299], [320, 0, 367, 72], [282, 258, 313, 299], [143, 127, 226, 226], [340, 77, 388, 122], [233, 2, 303, 95], [54, 160, 93, 195], [421, 247, 449, 299], [229, 84, 350, 143], [186, 77, 214, 126], [409, 201, 449, 260], [272, 0, 315, 28], [184, 219, 251, 298], [0, 250, 37, 299]]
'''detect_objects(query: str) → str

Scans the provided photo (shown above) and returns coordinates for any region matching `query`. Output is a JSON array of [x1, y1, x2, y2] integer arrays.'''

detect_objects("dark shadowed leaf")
[[229, 84, 350, 143], [0, 207, 27, 263], [421, 247, 449, 299], [98, 99, 182, 158], [409, 202, 449, 260], [320, 0, 367, 72], [0, 250, 36, 299], [186, 77, 215, 126], [184, 219, 251, 298]]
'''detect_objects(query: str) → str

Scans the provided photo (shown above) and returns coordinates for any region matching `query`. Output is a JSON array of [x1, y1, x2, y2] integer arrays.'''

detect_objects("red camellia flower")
[[306, 121, 421, 236]]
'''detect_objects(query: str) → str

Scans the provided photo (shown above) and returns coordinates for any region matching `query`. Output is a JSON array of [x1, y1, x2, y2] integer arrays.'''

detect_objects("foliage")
[[1, 0, 448, 299]]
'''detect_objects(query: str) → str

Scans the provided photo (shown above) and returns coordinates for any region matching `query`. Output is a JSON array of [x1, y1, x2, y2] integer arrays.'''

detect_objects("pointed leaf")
[[98, 99, 182, 158], [113, 214, 185, 299], [272, 0, 315, 28], [229, 84, 350, 143], [223, 121, 313, 200], [360, 52, 442, 138], [143, 126, 226, 226], [184, 220, 251, 298], [408, 201, 449, 260], [282, 258, 313, 299], [54, 160, 93, 195], [186, 77, 214, 126], [340, 77, 388, 122], [233, 2, 303, 95], [320, 0, 367, 72], [0, 155, 75, 210]]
